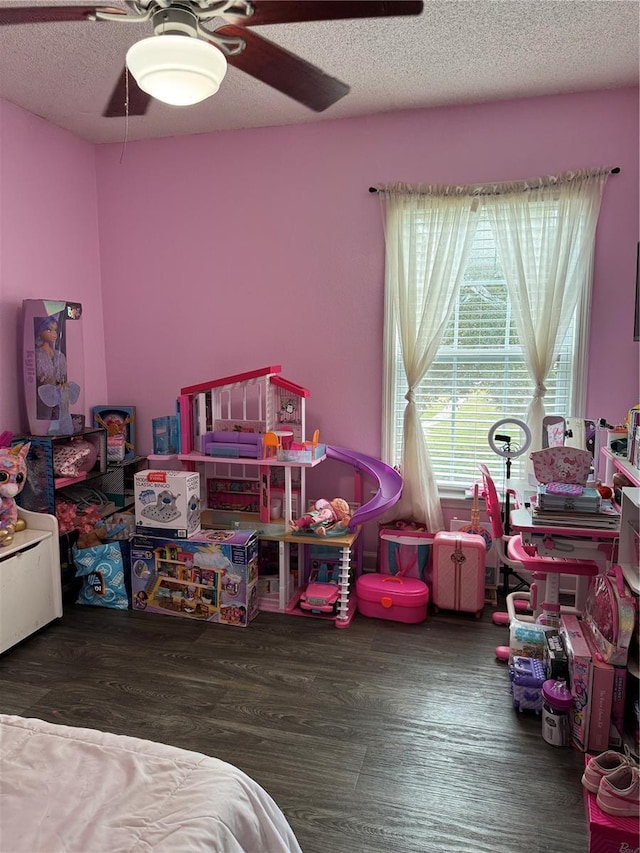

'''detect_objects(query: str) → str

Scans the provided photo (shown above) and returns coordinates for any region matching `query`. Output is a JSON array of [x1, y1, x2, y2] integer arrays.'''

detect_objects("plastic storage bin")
[[356, 573, 428, 623]]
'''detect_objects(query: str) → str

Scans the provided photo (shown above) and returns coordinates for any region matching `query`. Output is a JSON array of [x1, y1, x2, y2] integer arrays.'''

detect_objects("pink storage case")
[[583, 777, 639, 853], [432, 532, 485, 616], [356, 573, 428, 624]]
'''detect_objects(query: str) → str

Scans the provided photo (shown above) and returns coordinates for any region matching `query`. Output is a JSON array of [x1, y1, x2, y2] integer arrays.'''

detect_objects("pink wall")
[[1, 87, 637, 493], [95, 87, 639, 474], [0, 100, 107, 434]]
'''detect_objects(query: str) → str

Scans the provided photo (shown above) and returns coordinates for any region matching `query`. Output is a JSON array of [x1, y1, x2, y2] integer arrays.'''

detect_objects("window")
[[389, 210, 577, 489]]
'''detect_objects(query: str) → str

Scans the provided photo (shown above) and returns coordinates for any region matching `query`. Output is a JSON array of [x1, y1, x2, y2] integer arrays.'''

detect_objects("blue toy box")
[[130, 529, 259, 627]]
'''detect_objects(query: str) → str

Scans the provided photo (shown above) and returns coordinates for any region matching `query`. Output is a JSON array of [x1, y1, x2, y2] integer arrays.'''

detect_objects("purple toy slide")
[[326, 446, 403, 529]]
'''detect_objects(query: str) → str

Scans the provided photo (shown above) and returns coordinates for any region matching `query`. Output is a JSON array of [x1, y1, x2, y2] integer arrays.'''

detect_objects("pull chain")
[[119, 68, 130, 165]]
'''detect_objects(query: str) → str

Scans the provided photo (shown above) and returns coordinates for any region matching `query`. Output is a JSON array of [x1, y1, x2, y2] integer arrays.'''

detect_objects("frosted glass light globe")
[[126, 35, 227, 106]]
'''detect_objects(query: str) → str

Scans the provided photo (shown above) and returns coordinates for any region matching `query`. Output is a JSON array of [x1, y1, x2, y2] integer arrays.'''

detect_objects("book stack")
[[537, 484, 602, 513], [531, 496, 620, 530]]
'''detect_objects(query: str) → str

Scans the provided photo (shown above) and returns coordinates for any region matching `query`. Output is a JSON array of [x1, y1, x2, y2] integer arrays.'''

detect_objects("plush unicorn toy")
[[0, 443, 30, 546]]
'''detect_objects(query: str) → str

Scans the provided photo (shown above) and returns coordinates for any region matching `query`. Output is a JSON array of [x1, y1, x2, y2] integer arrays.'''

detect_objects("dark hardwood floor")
[[0, 603, 589, 853]]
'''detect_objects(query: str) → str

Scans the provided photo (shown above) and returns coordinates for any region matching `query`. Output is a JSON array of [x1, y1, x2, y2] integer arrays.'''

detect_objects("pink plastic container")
[[356, 573, 428, 623]]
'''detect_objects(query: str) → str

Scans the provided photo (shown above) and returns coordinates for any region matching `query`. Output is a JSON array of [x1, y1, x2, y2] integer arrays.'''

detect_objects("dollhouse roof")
[[181, 366, 309, 398]]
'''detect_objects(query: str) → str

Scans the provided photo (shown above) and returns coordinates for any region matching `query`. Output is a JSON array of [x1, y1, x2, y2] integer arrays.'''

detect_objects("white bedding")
[[0, 715, 302, 853]]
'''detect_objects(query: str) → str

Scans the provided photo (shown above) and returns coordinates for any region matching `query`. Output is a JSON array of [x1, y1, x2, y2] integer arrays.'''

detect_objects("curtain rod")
[[368, 166, 621, 193]]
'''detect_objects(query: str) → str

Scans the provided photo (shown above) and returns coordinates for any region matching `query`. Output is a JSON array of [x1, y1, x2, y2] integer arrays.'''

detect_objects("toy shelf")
[[208, 480, 260, 493], [207, 477, 261, 513], [601, 447, 640, 488], [54, 471, 90, 489], [13, 428, 107, 516], [283, 528, 361, 629]]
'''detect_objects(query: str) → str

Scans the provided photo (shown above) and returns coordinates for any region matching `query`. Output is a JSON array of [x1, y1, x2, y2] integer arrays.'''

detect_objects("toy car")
[[299, 564, 340, 613]]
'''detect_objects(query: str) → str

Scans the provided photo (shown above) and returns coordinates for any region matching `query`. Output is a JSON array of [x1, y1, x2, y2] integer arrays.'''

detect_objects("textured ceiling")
[[0, 0, 638, 144]]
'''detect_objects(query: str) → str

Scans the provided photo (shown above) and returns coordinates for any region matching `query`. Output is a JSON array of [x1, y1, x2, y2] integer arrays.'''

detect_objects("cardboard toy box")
[[22, 298, 85, 437], [130, 529, 258, 627], [134, 470, 201, 539], [559, 615, 593, 752], [609, 666, 627, 748], [542, 629, 570, 682]]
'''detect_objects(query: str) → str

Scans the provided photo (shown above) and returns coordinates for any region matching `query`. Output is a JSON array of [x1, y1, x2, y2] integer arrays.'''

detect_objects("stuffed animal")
[[595, 480, 613, 500], [289, 497, 351, 536], [0, 443, 30, 546]]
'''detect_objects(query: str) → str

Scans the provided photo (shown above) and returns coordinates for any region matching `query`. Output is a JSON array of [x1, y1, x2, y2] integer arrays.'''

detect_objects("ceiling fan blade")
[[216, 25, 349, 112], [103, 68, 152, 118], [0, 5, 123, 26], [229, 0, 424, 27]]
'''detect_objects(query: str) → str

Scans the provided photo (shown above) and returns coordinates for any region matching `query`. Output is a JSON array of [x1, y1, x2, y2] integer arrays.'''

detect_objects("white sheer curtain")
[[483, 168, 610, 455], [379, 184, 480, 530]]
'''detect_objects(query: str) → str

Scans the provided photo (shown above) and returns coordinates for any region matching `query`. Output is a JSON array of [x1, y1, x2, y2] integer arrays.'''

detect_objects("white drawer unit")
[[618, 487, 640, 595], [0, 508, 62, 654]]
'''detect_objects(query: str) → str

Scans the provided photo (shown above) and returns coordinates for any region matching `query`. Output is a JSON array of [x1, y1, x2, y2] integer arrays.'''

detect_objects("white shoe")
[[581, 750, 632, 794], [596, 764, 640, 818]]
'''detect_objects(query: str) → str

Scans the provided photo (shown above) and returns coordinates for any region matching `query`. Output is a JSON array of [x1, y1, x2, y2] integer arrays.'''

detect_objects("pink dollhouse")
[[174, 366, 319, 527], [155, 364, 402, 627], [177, 365, 310, 455]]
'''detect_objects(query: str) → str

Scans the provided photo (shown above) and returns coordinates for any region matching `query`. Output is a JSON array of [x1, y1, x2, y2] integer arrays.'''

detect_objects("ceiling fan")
[[0, 1, 424, 117]]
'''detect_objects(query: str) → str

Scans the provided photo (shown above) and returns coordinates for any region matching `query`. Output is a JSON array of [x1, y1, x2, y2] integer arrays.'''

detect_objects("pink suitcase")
[[432, 531, 485, 617]]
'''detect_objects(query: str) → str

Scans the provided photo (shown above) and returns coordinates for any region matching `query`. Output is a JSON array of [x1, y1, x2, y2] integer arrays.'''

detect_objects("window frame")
[[383, 205, 589, 490]]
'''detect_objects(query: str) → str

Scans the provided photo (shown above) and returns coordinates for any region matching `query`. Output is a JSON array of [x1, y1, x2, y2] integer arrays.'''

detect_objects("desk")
[[511, 507, 620, 572], [510, 506, 619, 618], [511, 506, 618, 569]]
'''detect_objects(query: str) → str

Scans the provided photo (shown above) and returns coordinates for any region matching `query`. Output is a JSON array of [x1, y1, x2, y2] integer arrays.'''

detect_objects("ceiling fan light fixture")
[[126, 35, 227, 107]]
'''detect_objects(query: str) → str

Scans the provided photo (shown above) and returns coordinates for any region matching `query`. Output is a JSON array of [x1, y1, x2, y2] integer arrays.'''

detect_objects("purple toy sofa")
[[201, 431, 264, 459]]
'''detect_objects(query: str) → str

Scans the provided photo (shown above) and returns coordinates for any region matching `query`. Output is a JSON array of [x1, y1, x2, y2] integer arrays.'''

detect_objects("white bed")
[[0, 714, 302, 853]]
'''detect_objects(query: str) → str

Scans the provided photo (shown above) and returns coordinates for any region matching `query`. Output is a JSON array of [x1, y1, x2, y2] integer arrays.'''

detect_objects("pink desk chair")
[[479, 463, 601, 631]]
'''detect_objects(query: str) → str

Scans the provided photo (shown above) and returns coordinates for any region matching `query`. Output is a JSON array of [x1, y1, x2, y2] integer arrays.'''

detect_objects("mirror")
[[542, 416, 597, 457]]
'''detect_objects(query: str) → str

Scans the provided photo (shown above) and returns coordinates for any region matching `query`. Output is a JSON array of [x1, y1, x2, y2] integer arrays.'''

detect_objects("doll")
[[289, 497, 351, 536], [34, 313, 81, 434], [35, 313, 67, 418], [612, 471, 633, 505], [0, 443, 30, 546]]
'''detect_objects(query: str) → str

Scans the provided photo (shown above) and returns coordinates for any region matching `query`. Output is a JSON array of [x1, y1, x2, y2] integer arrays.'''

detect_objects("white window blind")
[[391, 210, 575, 488]]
